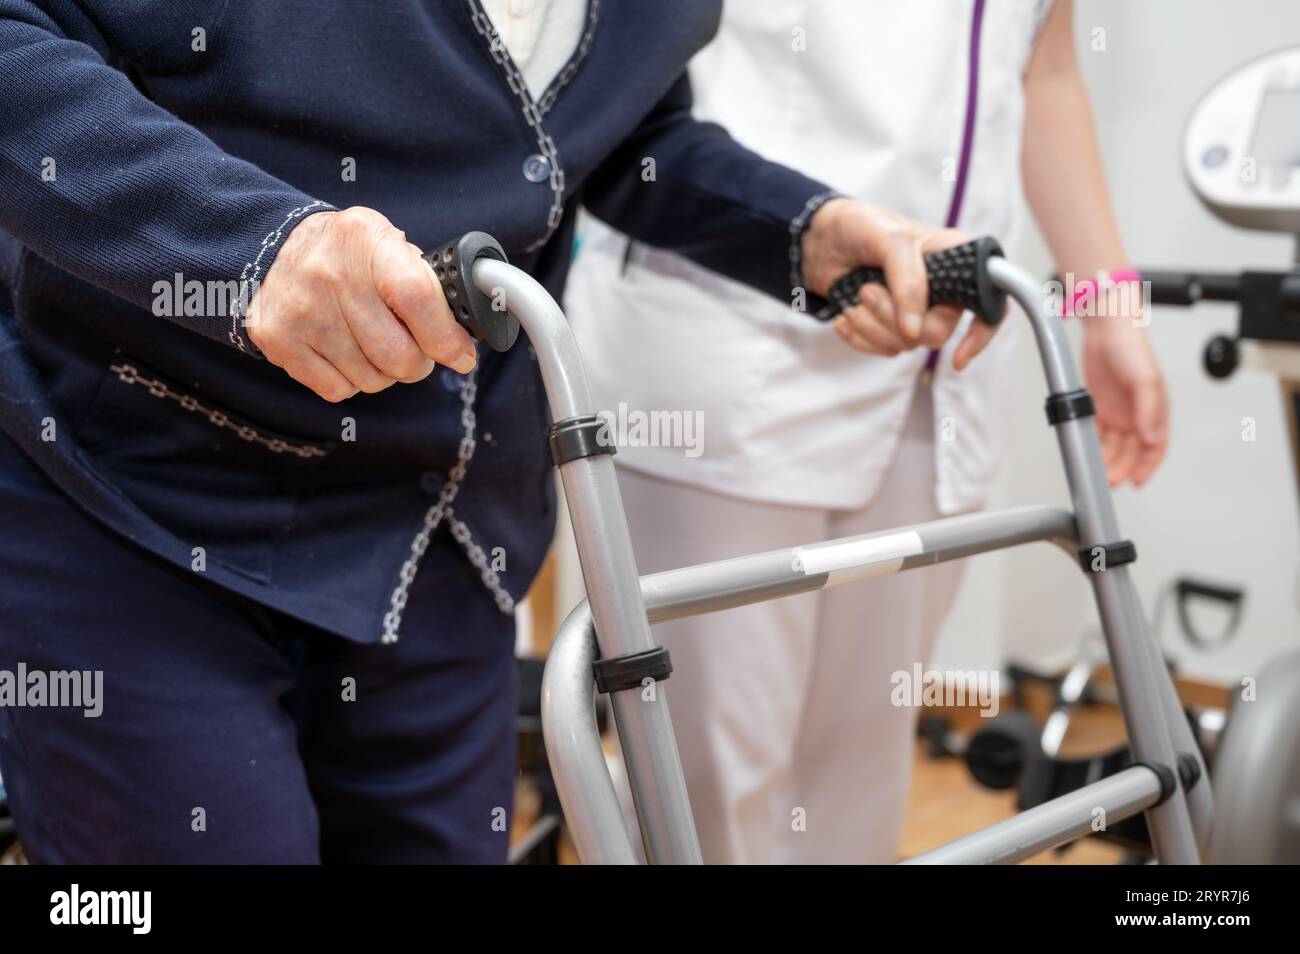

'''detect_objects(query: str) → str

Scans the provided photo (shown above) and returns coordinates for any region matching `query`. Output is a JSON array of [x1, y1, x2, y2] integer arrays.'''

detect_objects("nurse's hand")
[[246, 207, 477, 403], [1082, 314, 1169, 487], [801, 198, 996, 369]]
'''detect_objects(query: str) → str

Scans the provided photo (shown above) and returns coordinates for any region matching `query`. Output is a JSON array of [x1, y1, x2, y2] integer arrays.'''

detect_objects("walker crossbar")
[[543, 505, 1078, 864], [904, 766, 1165, 864], [449, 241, 1213, 865]]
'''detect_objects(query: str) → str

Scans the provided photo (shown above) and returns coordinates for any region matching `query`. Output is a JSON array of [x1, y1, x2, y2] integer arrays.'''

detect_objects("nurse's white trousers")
[[615, 387, 965, 863]]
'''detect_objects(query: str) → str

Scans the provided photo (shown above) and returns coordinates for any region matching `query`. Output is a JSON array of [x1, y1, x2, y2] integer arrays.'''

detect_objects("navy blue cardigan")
[[0, 0, 831, 643]]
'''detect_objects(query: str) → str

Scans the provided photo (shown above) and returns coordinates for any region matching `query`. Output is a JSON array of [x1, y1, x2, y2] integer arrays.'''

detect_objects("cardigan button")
[[419, 471, 445, 497], [522, 153, 552, 184], [438, 367, 463, 393]]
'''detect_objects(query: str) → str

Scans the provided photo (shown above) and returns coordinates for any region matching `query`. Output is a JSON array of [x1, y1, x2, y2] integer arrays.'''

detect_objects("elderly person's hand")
[[801, 197, 1000, 370], [247, 207, 476, 403]]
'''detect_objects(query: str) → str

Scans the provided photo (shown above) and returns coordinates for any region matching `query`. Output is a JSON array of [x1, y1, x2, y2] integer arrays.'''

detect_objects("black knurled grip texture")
[[423, 231, 519, 353], [814, 236, 1008, 326]]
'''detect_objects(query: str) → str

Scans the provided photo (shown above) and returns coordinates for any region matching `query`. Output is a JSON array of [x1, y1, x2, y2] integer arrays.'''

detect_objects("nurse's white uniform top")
[[567, 0, 1053, 516]]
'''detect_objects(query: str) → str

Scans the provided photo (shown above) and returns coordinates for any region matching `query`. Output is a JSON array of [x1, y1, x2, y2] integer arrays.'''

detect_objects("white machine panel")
[[1186, 45, 1300, 234]]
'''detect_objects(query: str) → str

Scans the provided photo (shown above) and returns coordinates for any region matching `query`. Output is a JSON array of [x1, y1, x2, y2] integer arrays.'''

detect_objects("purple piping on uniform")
[[926, 0, 986, 374], [947, 0, 986, 230]]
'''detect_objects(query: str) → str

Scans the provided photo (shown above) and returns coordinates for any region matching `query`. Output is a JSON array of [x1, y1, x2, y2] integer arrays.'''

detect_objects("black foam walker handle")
[[814, 236, 1008, 326], [423, 231, 519, 353]]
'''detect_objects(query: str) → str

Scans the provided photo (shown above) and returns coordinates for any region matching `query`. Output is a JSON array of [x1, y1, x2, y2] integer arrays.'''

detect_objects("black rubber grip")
[[814, 236, 1007, 325], [423, 231, 519, 353]]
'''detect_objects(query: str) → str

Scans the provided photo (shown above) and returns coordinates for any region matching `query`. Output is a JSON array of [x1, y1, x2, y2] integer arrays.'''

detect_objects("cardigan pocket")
[[75, 357, 333, 583]]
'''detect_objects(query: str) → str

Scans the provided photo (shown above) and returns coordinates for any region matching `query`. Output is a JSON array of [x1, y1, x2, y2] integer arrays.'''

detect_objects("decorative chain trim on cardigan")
[[786, 190, 844, 304], [380, 365, 515, 643], [108, 363, 329, 459], [467, 1, 567, 252]]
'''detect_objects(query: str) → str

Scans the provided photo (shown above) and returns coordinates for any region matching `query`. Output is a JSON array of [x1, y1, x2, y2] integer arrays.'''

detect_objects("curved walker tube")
[[472, 255, 1213, 865]]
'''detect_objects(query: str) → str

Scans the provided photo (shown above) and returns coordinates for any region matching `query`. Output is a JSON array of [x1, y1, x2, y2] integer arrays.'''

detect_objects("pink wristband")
[[1064, 268, 1142, 318]]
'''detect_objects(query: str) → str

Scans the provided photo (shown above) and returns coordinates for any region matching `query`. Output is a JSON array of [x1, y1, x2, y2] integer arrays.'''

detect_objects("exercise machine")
[[425, 230, 1212, 864], [1146, 43, 1300, 505], [1142, 43, 1300, 864]]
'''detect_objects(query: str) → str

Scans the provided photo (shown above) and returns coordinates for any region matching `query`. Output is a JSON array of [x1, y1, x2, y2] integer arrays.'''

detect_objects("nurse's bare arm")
[[1021, 0, 1168, 486], [246, 208, 477, 403]]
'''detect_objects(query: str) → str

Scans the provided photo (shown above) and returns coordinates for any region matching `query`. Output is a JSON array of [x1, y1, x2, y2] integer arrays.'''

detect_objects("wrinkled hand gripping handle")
[[423, 232, 519, 352], [814, 236, 1008, 326]]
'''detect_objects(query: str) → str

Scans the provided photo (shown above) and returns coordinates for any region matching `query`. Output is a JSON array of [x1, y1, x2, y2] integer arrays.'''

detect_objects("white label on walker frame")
[[791, 530, 924, 585]]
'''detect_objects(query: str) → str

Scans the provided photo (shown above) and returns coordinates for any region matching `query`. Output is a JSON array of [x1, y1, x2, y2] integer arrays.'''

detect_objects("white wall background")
[[930, 0, 1300, 683]]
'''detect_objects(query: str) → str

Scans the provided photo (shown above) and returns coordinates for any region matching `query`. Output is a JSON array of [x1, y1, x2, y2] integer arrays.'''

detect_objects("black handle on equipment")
[[423, 231, 519, 353], [1174, 577, 1245, 650], [1139, 270, 1243, 307], [814, 236, 1008, 326]]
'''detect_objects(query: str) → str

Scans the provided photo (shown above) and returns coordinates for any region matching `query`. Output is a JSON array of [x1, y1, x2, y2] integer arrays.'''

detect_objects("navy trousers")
[[0, 435, 517, 864]]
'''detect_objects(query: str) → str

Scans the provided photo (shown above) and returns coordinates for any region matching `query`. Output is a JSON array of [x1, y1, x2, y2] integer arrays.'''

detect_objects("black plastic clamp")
[[423, 231, 519, 353], [548, 414, 616, 467], [593, 647, 673, 695], [1077, 540, 1137, 573], [1133, 760, 1178, 806], [1045, 388, 1096, 426], [1177, 752, 1203, 791]]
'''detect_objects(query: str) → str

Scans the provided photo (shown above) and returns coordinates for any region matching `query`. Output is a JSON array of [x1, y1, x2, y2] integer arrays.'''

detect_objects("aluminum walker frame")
[[431, 231, 1214, 864]]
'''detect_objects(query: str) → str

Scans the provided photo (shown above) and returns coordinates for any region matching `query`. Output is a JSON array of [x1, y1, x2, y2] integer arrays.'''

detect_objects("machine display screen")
[[1249, 87, 1300, 168]]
